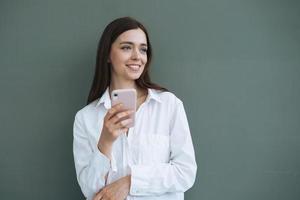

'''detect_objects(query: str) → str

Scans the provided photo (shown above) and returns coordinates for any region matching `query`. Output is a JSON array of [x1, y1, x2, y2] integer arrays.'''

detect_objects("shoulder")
[[153, 89, 183, 106], [74, 99, 99, 121], [154, 90, 182, 102], [152, 89, 188, 125]]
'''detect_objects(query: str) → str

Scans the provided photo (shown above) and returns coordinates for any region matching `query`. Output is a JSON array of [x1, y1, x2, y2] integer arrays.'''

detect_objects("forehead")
[[115, 28, 147, 44]]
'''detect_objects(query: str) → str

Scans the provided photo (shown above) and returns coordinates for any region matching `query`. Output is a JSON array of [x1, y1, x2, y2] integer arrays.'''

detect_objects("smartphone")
[[111, 88, 137, 128]]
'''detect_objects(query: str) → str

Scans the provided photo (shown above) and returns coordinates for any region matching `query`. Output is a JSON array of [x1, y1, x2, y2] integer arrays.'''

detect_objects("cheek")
[[143, 55, 148, 64], [110, 53, 127, 69], [110, 52, 121, 64]]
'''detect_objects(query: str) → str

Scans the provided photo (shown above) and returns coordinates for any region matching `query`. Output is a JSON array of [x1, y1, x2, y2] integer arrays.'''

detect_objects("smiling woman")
[[109, 28, 148, 83], [73, 17, 197, 200]]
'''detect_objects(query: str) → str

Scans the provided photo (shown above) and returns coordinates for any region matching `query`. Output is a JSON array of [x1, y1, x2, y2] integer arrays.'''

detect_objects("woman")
[[73, 17, 197, 200]]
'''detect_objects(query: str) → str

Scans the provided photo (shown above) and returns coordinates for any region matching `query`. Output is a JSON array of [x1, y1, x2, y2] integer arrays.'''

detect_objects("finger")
[[114, 118, 133, 129], [110, 109, 134, 124], [104, 109, 132, 133], [92, 194, 100, 200], [105, 103, 123, 120], [119, 127, 129, 134], [94, 191, 103, 200]]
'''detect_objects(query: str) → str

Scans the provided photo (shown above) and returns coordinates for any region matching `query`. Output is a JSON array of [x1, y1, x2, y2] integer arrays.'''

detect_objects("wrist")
[[98, 140, 113, 159]]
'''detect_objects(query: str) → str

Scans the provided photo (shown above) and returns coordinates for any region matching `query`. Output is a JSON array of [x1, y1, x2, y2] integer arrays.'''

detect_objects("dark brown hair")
[[87, 17, 167, 105]]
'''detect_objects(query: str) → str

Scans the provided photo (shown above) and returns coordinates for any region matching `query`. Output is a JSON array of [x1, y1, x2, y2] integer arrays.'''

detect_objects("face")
[[109, 28, 148, 82]]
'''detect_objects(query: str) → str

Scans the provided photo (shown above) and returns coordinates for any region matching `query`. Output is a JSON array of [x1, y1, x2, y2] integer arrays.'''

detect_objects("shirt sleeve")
[[73, 111, 111, 200], [129, 99, 197, 196]]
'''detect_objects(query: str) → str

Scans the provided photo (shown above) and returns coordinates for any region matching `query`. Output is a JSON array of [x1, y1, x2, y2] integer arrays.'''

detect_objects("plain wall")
[[0, 0, 299, 199]]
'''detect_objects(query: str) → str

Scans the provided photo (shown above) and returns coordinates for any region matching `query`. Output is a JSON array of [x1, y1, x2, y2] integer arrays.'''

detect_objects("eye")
[[140, 47, 148, 54], [121, 45, 132, 51]]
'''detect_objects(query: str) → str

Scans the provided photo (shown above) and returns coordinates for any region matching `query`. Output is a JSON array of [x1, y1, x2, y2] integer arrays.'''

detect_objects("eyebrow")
[[119, 41, 148, 47]]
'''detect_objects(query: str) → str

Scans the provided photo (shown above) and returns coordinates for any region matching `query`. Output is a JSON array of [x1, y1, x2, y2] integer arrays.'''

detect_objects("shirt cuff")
[[94, 149, 118, 175], [92, 150, 111, 178]]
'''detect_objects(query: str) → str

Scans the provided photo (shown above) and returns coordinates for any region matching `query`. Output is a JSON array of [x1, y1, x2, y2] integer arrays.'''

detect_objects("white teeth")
[[126, 65, 140, 71]]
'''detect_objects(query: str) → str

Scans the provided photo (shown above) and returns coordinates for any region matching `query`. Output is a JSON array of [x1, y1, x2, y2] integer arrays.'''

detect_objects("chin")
[[127, 73, 143, 80], [129, 75, 142, 80]]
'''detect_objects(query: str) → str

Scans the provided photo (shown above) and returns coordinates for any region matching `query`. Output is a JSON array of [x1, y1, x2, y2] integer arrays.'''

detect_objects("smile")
[[126, 64, 141, 71]]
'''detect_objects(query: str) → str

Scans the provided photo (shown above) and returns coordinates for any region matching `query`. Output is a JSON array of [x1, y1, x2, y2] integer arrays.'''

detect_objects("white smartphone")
[[111, 89, 137, 128]]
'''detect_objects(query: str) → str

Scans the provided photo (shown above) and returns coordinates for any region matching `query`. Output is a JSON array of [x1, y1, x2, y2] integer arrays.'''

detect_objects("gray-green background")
[[1, 0, 299, 199]]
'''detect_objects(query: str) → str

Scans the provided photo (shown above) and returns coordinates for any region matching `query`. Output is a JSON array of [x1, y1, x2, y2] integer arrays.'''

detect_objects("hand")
[[98, 103, 134, 159], [93, 175, 131, 200]]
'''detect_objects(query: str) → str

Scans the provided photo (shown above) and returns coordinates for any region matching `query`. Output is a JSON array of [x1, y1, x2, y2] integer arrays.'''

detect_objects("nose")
[[131, 47, 141, 60]]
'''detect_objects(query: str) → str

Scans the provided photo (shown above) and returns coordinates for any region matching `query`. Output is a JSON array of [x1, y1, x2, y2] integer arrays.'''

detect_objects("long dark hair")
[[87, 17, 167, 105]]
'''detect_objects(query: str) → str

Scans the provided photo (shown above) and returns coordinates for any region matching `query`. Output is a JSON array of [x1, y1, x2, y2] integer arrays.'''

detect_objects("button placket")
[[127, 127, 135, 166]]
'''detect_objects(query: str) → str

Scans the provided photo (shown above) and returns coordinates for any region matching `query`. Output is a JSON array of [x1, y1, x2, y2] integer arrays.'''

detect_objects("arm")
[[73, 104, 134, 199], [130, 100, 197, 196], [73, 111, 111, 199]]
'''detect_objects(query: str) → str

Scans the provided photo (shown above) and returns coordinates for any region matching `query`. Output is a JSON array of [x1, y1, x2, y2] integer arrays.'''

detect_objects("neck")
[[109, 78, 137, 92]]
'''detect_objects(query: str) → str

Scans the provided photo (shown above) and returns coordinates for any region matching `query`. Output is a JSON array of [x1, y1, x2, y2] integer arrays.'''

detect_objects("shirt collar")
[[96, 87, 111, 109], [146, 87, 162, 104], [96, 87, 162, 109]]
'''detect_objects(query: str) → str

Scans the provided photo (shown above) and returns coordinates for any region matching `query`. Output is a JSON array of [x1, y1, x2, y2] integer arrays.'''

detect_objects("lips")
[[126, 64, 141, 72]]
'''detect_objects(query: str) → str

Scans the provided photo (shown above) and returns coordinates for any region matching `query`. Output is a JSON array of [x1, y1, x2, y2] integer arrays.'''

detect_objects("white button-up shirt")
[[73, 88, 197, 200]]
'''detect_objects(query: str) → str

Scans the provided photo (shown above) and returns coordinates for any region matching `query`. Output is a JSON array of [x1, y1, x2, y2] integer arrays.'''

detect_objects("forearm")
[[75, 150, 111, 199]]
